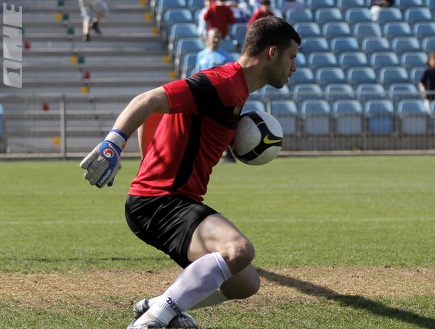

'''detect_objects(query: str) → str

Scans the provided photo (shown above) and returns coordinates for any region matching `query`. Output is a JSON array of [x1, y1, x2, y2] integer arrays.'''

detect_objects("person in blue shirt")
[[195, 28, 234, 72]]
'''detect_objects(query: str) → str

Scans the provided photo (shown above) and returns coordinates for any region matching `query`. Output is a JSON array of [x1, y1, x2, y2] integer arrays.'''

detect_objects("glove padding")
[[80, 141, 122, 188]]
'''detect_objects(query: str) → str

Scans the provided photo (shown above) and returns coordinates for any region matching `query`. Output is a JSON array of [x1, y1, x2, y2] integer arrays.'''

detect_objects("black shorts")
[[125, 194, 218, 268]]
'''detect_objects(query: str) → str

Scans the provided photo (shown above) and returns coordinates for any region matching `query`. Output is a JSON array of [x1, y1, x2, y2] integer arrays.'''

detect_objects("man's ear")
[[267, 46, 278, 61]]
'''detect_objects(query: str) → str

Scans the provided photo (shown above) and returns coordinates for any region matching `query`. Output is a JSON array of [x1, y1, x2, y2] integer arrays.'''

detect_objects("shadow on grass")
[[258, 268, 435, 329]]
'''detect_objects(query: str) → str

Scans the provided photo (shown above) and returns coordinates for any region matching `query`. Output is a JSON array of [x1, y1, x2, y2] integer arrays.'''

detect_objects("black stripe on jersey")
[[185, 73, 239, 129], [171, 114, 201, 191]]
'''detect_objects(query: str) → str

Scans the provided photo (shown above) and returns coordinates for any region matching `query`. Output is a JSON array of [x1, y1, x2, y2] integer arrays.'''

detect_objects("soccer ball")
[[230, 111, 283, 166]]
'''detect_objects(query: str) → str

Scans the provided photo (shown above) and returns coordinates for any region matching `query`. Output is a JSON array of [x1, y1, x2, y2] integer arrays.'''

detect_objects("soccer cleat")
[[127, 319, 166, 329], [133, 299, 199, 328]]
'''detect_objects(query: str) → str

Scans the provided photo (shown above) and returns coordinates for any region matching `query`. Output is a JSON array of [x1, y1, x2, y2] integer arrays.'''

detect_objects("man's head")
[[260, 0, 271, 11], [206, 28, 222, 51]]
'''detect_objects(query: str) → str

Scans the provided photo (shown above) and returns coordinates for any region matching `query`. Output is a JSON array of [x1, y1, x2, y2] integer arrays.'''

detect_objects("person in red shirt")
[[203, 0, 235, 38], [80, 16, 300, 329], [247, 0, 274, 30]]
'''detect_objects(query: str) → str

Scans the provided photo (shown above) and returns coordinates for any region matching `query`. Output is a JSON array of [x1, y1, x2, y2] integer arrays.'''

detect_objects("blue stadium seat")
[[427, 0, 435, 9], [167, 23, 197, 57], [396, 0, 424, 9], [230, 23, 248, 49], [219, 39, 239, 53], [174, 37, 204, 70], [361, 37, 391, 54], [316, 67, 346, 86], [369, 51, 400, 71], [383, 22, 412, 40], [330, 37, 359, 54], [378, 66, 410, 87], [295, 53, 307, 67], [409, 67, 425, 84], [400, 52, 427, 70], [308, 52, 338, 69], [338, 52, 368, 69], [337, 0, 366, 10], [242, 100, 266, 113], [300, 100, 331, 135], [260, 84, 291, 102], [285, 8, 314, 24], [333, 100, 363, 135], [322, 22, 352, 40], [288, 67, 315, 85], [293, 84, 323, 103], [156, 0, 187, 28], [347, 67, 377, 86], [397, 99, 428, 134], [364, 100, 395, 134], [314, 8, 343, 24], [299, 37, 330, 54], [306, 0, 335, 10], [353, 22, 382, 43], [325, 83, 356, 103], [162, 8, 193, 32], [422, 37, 435, 52], [377, 7, 403, 24], [271, 100, 299, 135], [294, 22, 322, 38], [403, 7, 433, 24], [413, 22, 435, 40], [388, 83, 422, 103], [180, 52, 199, 78], [344, 8, 371, 24], [356, 83, 386, 101], [187, 0, 205, 12], [391, 37, 421, 53]]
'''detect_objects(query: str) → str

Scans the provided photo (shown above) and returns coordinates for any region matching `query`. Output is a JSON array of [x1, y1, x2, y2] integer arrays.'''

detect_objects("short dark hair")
[[241, 16, 301, 57]]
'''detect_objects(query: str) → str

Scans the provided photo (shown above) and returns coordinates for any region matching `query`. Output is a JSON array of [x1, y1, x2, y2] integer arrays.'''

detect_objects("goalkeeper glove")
[[80, 129, 127, 188]]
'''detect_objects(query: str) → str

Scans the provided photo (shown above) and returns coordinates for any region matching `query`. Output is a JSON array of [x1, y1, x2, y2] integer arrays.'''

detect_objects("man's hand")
[[80, 129, 127, 188]]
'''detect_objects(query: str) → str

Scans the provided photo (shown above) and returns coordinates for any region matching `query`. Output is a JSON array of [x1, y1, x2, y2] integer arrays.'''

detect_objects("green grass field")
[[0, 156, 434, 328]]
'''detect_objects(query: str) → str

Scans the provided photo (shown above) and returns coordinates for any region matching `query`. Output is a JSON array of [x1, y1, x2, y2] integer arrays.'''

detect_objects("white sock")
[[191, 289, 229, 309], [137, 252, 232, 325]]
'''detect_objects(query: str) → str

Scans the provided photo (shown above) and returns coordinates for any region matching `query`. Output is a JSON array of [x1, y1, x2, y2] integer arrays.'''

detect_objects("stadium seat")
[[296, 53, 307, 67], [400, 52, 427, 70], [344, 8, 371, 24], [174, 37, 204, 70], [300, 100, 331, 135], [161, 8, 193, 33], [270, 100, 299, 135], [219, 39, 239, 53], [316, 67, 346, 86], [288, 67, 315, 85], [388, 83, 422, 103], [260, 84, 291, 102], [376, 7, 403, 24], [242, 100, 266, 113], [324, 83, 356, 103], [395, 0, 424, 9], [187, 0, 204, 12], [330, 37, 359, 54], [378, 67, 410, 87], [365, 100, 395, 134], [230, 23, 248, 49], [347, 67, 377, 86], [413, 22, 435, 40], [180, 52, 198, 78], [294, 22, 322, 38], [293, 84, 323, 103], [427, 0, 435, 9], [356, 83, 386, 101], [333, 100, 363, 135], [322, 22, 352, 40], [397, 99, 428, 134], [391, 37, 421, 53], [353, 22, 382, 43], [409, 67, 425, 84], [338, 52, 368, 69], [156, 0, 187, 28], [307, 52, 338, 69], [306, 0, 335, 10], [167, 23, 197, 57], [299, 37, 330, 54], [314, 8, 343, 24], [361, 37, 391, 54], [403, 7, 433, 24], [337, 0, 366, 10], [383, 22, 412, 40], [285, 8, 313, 24], [369, 51, 400, 71], [422, 37, 435, 52]]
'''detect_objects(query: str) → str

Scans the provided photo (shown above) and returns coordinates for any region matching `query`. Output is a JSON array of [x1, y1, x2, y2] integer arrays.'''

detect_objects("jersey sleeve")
[[162, 79, 198, 114]]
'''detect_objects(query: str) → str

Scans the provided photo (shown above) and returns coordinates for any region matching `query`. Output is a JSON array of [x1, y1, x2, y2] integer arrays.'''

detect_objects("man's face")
[[266, 40, 299, 89]]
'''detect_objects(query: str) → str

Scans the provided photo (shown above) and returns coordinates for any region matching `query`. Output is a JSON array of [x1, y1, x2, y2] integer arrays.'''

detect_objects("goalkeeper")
[[80, 16, 301, 329]]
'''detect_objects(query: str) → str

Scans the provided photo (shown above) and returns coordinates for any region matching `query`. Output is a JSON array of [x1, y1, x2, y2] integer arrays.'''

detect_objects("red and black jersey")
[[129, 62, 249, 202]]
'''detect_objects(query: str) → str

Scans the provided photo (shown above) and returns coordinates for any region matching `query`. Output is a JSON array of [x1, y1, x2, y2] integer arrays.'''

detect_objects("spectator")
[[227, 0, 251, 23], [197, 0, 211, 40], [370, 0, 394, 22], [281, 0, 304, 17], [78, 0, 110, 41], [247, 0, 274, 30], [204, 0, 235, 39], [419, 52, 435, 113]]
